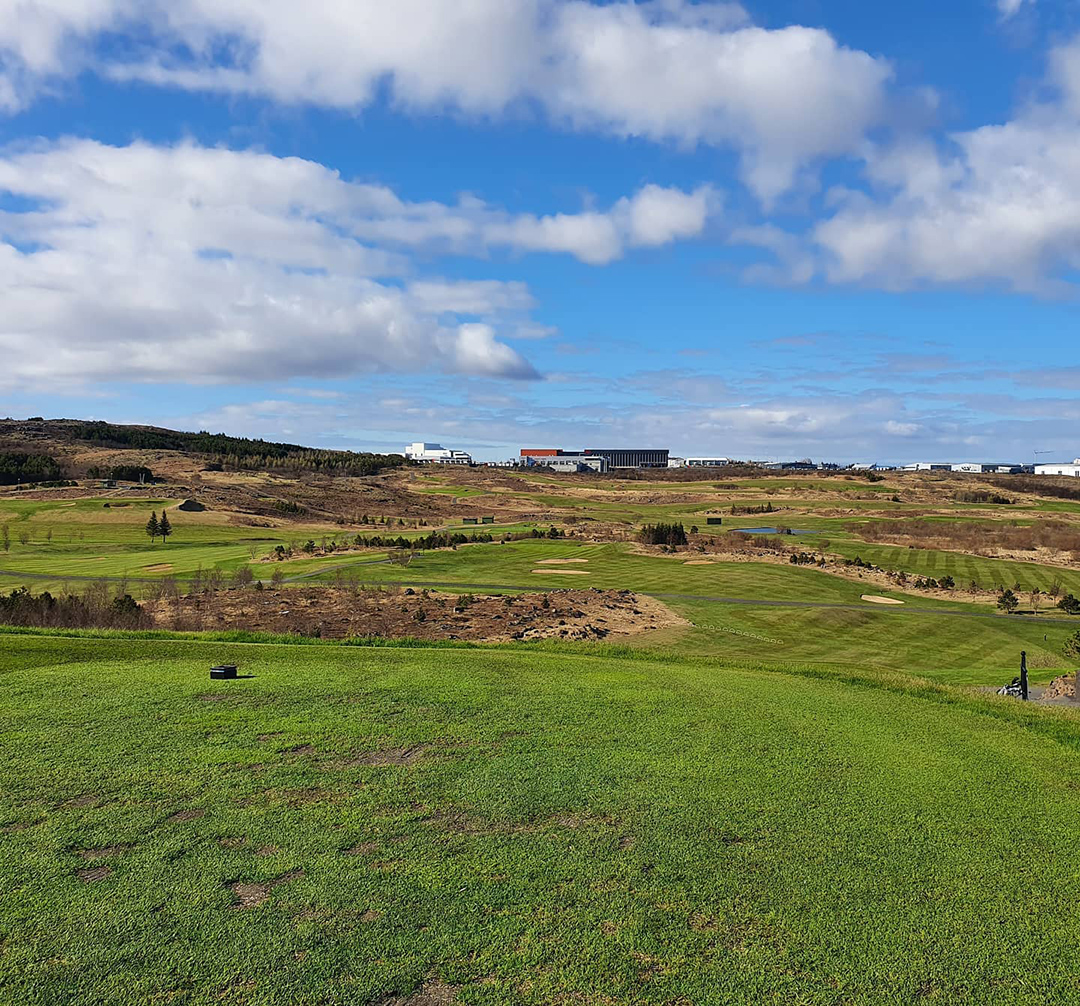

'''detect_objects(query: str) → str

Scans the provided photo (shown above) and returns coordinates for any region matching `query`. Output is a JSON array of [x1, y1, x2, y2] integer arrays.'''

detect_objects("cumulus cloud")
[[727, 33, 1080, 293], [0, 139, 551, 388], [0, 1, 894, 201]]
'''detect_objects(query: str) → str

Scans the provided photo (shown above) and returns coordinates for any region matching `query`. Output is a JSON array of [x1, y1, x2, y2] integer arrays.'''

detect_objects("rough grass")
[[1, 633, 1079, 1005]]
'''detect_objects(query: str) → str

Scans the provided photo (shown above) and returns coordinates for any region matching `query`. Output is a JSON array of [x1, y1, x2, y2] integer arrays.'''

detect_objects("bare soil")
[[376, 981, 457, 1006], [228, 869, 304, 909], [146, 586, 687, 642]]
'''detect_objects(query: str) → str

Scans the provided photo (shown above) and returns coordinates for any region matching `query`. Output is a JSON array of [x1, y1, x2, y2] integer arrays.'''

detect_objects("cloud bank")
[[0, 0, 893, 201]]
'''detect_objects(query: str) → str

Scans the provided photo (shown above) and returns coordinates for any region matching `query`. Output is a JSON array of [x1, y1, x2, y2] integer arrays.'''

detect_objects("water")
[[734, 526, 815, 535]]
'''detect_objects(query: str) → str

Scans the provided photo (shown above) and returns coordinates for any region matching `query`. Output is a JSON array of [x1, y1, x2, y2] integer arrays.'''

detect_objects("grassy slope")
[[2, 634, 1079, 1005]]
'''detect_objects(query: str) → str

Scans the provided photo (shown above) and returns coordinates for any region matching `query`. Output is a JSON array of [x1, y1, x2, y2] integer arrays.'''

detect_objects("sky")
[[1, 0, 1080, 464]]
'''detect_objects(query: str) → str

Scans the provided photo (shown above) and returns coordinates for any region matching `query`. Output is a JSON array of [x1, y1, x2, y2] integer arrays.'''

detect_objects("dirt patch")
[[218, 836, 248, 850], [143, 563, 173, 572], [376, 981, 457, 1006], [861, 595, 905, 605], [76, 845, 130, 859], [166, 809, 205, 823], [228, 868, 304, 910], [343, 842, 379, 857], [76, 866, 112, 883], [531, 568, 590, 575], [535, 558, 590, 565], [2, 818, 43, 834], [255, 845, 280, 857], [147, 586, 686, 643], [63, 793, 103, 809]]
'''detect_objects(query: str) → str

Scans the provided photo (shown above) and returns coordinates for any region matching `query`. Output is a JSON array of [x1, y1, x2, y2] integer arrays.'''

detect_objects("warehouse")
[[583, 448, 670, 469], [522, 448, 669, 470], [1035, 460, 1080, 477]]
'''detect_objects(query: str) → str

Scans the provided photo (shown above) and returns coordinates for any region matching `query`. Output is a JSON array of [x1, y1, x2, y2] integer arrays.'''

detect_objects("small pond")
[[733, 526, 816, 535]]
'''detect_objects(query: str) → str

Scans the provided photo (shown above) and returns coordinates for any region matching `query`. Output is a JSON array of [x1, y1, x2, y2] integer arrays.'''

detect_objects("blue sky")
[[1, 0, 1079, 463]]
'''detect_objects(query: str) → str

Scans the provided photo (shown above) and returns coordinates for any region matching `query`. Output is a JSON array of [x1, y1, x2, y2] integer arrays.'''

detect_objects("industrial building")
[[546, 456, 609, 473], [684, 457, 733, 468], [951, 463, 1025, 474], [583, 448, 669, 469], [404, 442, 473, 465], [1036, 459, 1080, 477], [521, 448, 668, 470]]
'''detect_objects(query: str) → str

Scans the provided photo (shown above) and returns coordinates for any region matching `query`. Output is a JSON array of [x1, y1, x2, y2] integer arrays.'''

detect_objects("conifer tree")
[[145, 512, 160, 543], [158, 511, 172, 544]]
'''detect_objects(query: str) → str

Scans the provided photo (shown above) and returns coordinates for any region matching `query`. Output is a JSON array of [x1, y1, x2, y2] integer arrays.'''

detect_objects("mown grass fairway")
[[2, 633, 1080, 1004]]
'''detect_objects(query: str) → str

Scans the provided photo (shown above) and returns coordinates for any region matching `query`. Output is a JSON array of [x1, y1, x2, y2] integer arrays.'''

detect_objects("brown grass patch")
[[376, 980, 457, 1006], [228, 868, 304, 910], [343, 842, 379, 857], [76, 866, 112, 883]]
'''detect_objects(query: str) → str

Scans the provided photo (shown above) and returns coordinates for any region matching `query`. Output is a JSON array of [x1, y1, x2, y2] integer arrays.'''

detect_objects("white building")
[[1035, 459, 1080, 477], [685, 457, 733, 467], [547, 456, 609, 473], [952, 463, 1023, 474], [404, 442, 473, 465]]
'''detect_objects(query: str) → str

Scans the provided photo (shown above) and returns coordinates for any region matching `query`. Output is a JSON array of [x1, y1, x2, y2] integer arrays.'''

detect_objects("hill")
[[1, 632, 1078, 1005]]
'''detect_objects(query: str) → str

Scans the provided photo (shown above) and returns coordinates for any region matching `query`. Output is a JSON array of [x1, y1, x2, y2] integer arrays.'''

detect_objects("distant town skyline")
[[3, 1, 1080, 462]]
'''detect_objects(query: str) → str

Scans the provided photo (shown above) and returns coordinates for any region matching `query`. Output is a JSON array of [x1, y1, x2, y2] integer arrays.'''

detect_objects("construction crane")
[[1033, 449, 1056, 468]]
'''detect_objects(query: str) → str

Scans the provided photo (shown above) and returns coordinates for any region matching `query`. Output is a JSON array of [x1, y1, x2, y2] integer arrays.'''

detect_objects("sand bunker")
[[536, 558, 590, 565], [531, 569, 590, 575], [861, 595, 905, 605], [683, 560, 715, 566], [144, 563, 173, 572]]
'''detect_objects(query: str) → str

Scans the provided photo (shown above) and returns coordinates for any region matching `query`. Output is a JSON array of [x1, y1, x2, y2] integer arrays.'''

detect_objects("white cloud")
[[726, 34, 1080, 293], [0, 1, 894, 201], [0, 139, 548, 388], [996, 0, 1031, 19]]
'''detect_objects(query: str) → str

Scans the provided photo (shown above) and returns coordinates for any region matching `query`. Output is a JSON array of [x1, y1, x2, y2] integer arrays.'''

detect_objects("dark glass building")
[[583, 448, 670, 469]]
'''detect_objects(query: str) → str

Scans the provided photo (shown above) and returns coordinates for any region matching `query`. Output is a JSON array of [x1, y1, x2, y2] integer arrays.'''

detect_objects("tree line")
[[68, 421, 409, 477], [0, 452, 65, 486], [639, 523, 688, 547]]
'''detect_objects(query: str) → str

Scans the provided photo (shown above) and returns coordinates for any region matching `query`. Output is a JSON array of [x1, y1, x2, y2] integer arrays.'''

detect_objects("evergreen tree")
[[997, 588, 1019, 614], [145, 512, 160, 543], [158, 511, 172, 544]]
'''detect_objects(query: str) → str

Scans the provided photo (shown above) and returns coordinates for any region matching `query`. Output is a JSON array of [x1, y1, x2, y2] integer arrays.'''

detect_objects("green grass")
[[653, 600, 1077, 684], [2, 632, 1079, 1004], [823, 538, 1080, 594]]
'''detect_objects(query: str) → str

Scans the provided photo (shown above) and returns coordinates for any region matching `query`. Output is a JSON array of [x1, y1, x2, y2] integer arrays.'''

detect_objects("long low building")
[[1036, 459, 1080, 477]]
